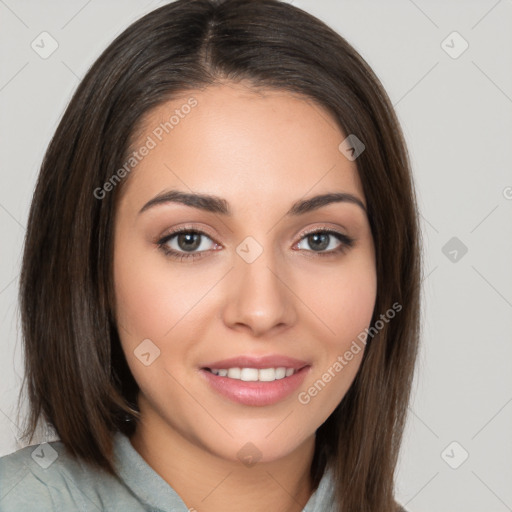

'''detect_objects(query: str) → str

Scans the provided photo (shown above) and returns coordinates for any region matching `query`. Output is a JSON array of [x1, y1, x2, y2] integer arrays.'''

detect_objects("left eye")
[[296, 231, 347, 252]]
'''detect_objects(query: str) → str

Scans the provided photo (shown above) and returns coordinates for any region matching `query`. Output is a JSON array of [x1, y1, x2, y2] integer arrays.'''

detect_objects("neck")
[[130, 411, 316, 512]]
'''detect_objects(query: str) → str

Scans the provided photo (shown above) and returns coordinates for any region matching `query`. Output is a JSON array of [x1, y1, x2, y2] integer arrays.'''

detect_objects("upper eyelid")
[[158, 226, 219, 244]]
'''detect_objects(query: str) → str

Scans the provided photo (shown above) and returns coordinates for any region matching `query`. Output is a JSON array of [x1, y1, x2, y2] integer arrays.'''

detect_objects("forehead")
[[121, 82, 364, 211]]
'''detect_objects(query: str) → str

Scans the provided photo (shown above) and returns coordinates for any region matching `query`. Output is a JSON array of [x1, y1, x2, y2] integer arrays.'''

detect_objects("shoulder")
[[0, 441, 59, 510], [303, 464, 410, 512], [0, 438, 137, 512]]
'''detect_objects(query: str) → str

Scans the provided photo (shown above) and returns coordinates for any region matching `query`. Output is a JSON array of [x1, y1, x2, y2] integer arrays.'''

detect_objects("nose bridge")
[[222, 238, 296, 335]]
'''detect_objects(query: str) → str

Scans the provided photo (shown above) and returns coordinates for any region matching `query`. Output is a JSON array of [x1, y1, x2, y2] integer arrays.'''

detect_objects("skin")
[[113, 81, 377, 512]]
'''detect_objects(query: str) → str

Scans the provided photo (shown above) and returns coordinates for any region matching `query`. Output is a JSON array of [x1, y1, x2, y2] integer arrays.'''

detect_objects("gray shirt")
[[0, 432, 336, 511]]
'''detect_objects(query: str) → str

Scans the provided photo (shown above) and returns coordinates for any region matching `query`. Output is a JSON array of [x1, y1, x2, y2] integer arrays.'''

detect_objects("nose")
[[221, 250, 297, 337]]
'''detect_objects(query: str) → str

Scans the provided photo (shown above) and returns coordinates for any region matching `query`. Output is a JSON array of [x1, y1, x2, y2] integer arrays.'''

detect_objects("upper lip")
[[201, 355, 310, 370]]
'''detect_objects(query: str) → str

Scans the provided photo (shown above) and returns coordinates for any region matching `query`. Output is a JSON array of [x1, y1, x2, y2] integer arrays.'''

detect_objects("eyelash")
[[156, 226, 355, 262]]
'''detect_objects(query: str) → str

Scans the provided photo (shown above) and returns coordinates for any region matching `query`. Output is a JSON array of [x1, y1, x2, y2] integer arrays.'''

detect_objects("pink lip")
[[201, 354, 309, 370]]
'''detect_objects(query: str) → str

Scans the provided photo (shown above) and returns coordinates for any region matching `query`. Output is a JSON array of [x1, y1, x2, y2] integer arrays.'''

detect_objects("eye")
[[295, 229, 354, 255], [157, 228, 219, 261]]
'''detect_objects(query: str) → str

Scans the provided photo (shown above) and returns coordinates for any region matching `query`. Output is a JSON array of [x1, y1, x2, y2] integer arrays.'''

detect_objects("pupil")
[[309, 233, 328, 251], [178, 233, 201, 251]]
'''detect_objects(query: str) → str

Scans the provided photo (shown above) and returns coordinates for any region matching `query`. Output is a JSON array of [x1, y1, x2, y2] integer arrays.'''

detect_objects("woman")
[[0, 0, 420, 511]]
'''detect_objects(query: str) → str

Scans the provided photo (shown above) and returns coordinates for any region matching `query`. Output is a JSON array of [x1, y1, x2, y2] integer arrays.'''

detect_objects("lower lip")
[[199, 366, 311, 406]]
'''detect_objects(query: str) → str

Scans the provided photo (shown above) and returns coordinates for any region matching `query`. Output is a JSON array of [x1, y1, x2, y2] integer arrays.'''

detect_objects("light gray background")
[[1, 1, 511, 511]]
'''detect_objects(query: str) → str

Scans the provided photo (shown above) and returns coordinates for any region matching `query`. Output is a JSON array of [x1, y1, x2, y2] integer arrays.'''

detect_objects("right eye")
[[157, 229, 221, 261]]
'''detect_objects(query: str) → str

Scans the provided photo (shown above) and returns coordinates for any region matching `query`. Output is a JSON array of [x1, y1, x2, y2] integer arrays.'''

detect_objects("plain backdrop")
[[1, 1, 511, 511]]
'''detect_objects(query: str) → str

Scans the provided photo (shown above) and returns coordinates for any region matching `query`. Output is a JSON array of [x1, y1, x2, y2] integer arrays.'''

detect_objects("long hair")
[[18, 1, 421, 510]]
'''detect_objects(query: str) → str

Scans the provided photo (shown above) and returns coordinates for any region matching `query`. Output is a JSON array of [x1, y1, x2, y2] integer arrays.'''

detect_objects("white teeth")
[[240, 368, 259, 381], [227, 368, 241, 379], [258, 368, 277, 382], [209, 367, 297, 381], [275, 367, 286, 379]]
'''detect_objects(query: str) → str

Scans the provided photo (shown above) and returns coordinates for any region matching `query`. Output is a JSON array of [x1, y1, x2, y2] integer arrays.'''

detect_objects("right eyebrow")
[[139, 189, 230, 216]]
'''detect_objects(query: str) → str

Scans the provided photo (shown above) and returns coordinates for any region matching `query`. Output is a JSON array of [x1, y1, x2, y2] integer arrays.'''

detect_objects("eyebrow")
[[138, 189, 367, 216]]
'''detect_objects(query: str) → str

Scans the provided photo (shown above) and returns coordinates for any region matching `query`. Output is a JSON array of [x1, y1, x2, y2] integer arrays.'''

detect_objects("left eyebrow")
[[138, 189, 367, 216], [287, 192, 367, 215]]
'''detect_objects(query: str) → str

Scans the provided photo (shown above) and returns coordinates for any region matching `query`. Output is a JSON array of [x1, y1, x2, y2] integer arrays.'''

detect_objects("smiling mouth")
[[200, 364, 311, 406], [203, 366, 301, 382]]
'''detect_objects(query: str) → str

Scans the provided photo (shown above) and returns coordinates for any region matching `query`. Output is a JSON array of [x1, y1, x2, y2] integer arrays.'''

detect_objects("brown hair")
[[18, 1, 421, 510]]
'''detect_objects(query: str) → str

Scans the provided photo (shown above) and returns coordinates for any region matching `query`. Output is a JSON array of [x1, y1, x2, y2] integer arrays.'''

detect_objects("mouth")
[[199, 355, 311, 406], [203, 366, 302, 381]]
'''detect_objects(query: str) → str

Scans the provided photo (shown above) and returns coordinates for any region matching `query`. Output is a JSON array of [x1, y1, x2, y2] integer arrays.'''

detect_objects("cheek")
[[298, 256, 377, 347], [293, 254, 377, 414], [113, 243, 213, 341], [112, 245, 202, 407]]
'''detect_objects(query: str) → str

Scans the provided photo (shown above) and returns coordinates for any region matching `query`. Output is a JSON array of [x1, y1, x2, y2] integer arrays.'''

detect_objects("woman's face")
[[113, 82, 377, 463]]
